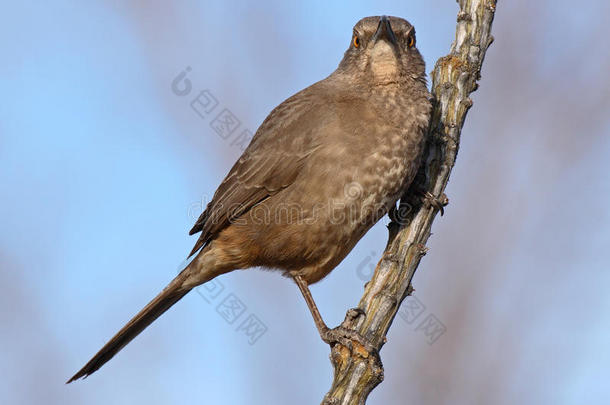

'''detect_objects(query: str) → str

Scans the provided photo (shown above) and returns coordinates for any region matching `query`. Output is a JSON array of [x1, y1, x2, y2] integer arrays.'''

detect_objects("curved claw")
[[422, 191, 449, 216], [321, 326, 376, 354]]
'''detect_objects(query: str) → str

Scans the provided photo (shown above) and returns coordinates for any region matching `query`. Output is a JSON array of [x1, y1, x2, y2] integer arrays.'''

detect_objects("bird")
[[68, 15, 432, 383]]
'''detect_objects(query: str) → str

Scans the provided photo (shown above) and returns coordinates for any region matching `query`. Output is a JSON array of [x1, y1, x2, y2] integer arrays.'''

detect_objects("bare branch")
[[322, 1, 497, 403]]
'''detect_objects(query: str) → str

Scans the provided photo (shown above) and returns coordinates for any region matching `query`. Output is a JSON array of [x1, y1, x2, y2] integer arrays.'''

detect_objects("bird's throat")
[[370, 42, 400, 82]]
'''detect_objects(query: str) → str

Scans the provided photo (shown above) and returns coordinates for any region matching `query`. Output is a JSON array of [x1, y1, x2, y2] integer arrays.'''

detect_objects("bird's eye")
[[353, 36, 360, 48], [407, 35, 415, 48]]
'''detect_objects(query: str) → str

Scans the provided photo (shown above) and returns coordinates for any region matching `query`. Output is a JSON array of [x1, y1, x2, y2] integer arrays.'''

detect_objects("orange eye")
[[407, 35, 415, 48], [353, 36, 360, 48]]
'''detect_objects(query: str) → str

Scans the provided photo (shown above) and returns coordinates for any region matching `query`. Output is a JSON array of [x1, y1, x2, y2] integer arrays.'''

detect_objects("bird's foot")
[[320, 325, 375, 354], [421, 191, 449, 216]]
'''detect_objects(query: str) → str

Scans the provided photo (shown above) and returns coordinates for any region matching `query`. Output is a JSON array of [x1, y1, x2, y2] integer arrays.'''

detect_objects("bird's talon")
[[422, 191, 449, 216], [321, 326, 375, 352]]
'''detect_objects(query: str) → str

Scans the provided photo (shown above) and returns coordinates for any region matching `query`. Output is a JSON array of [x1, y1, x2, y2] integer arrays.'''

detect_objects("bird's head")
[[337, 16, 426, 86]]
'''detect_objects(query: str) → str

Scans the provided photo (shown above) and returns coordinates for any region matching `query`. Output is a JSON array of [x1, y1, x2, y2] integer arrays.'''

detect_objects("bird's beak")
[[372, 16, 398, 47]]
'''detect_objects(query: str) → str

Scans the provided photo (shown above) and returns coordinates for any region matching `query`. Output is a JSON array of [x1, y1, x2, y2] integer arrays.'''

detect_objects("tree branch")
[[321, 1, 497, 403]]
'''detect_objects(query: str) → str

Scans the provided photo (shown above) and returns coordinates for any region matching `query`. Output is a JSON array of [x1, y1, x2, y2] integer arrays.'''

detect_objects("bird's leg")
[[292, 274, 374, 351], [292, 274, 331, 338]]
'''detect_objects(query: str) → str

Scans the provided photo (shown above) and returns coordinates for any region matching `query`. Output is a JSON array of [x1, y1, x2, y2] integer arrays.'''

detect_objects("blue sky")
[[1, 1, 609, 404]]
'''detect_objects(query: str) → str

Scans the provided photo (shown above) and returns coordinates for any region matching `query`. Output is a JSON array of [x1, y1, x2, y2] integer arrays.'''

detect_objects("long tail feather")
[[67, 263, 202, 383]]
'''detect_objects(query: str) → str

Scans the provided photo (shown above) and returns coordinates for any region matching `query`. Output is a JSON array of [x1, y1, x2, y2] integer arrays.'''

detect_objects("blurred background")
[[1, 1, 609, 404]]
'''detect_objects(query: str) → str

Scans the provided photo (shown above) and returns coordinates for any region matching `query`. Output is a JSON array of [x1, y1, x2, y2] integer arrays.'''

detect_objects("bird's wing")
[[188, 86, 325, 256]]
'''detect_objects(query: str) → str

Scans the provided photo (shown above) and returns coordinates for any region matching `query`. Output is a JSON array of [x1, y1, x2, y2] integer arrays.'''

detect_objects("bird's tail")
[[67, 251, 216, 383]]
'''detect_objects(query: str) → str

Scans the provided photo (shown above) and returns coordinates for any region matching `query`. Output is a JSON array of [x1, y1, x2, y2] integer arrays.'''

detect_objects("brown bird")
[[68, 15, 431, 383]]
